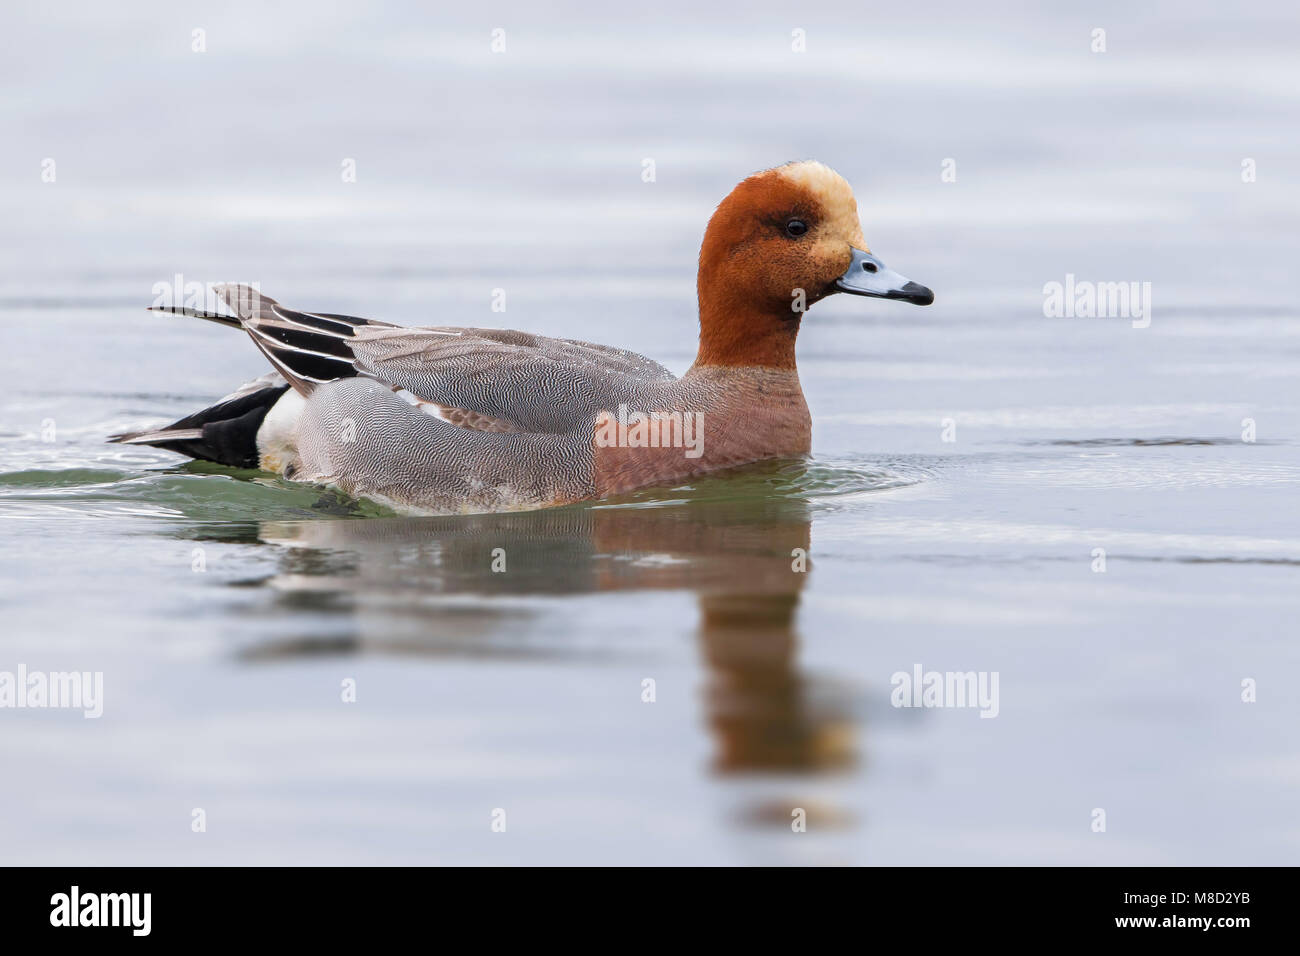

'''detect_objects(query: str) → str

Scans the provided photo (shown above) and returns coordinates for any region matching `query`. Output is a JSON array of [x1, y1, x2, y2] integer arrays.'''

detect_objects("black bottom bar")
[[0, 866, 1279, 940]]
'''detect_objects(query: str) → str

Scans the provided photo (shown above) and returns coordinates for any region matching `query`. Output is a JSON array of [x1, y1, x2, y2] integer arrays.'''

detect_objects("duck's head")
[[694, 160, 932, 368]]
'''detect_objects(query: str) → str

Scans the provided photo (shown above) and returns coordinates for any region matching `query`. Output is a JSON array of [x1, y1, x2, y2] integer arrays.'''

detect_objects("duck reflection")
[[219, 476, 856, 778]]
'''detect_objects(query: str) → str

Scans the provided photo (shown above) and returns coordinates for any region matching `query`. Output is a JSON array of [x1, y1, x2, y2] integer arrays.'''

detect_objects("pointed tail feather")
[[109, 427, 204, 444], [146, 305, 242, 329], [109, 382, 290, 469]]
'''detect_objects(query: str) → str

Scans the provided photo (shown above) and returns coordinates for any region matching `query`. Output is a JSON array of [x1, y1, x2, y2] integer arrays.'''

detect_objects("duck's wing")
[[215, 285, 676, 434], [347, 324, 676, 433]]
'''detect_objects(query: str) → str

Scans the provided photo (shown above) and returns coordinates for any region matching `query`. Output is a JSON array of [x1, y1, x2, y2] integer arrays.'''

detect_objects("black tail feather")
[[119, 291, 387, 465], [111, 384, 290, 469]]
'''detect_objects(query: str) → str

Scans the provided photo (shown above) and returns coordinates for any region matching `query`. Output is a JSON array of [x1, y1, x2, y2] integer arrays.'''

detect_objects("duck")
[[113, 161, 932, 514]]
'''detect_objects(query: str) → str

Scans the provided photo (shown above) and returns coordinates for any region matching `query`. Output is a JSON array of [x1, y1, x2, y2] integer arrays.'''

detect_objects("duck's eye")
[[784, 219, 808, 238]]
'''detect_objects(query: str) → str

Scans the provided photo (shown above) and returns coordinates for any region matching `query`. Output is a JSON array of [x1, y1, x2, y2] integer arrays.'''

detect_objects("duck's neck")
[[678, 287, 811, 458], [678, 361, 807, 407], [691, 293, 802, 370]]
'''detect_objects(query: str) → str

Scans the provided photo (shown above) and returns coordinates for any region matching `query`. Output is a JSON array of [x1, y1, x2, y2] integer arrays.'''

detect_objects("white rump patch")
[[256, 389, 306, 474]]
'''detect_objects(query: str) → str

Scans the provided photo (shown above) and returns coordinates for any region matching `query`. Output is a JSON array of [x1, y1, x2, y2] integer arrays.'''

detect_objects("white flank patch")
[[256, 389, 306, 474]]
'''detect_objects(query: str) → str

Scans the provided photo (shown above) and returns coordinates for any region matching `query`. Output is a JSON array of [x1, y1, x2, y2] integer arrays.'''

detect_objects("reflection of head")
[[699, 591, 855, 776]]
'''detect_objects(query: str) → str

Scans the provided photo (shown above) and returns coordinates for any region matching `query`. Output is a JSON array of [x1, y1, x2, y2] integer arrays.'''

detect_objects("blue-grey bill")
[[835, 248, 933, 305]]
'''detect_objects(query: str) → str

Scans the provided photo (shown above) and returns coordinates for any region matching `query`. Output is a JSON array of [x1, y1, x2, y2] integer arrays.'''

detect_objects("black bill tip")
[[896, 281, 934, 306]]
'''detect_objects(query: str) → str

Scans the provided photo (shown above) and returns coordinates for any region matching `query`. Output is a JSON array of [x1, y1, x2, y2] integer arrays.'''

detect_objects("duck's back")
[[346, 323, 678, 434]]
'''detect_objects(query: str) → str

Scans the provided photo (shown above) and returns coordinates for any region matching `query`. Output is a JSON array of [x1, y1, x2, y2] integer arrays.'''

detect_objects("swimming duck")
[[114, 161, 932, 514]]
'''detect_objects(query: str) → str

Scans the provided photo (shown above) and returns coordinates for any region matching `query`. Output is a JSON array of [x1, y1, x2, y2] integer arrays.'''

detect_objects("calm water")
[[2, 0, 1299, 865]]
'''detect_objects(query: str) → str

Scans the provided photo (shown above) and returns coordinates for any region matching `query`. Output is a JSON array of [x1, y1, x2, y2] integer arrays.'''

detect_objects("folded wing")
[[216, 284, 676, 435]]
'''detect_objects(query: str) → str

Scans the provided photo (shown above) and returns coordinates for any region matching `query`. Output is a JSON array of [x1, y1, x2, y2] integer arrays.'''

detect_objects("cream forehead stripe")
[[774, 161, 868, 250]]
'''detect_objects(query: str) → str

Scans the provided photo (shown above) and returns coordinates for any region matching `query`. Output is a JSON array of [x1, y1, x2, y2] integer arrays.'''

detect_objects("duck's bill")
[[835, 248, 934, 305]]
